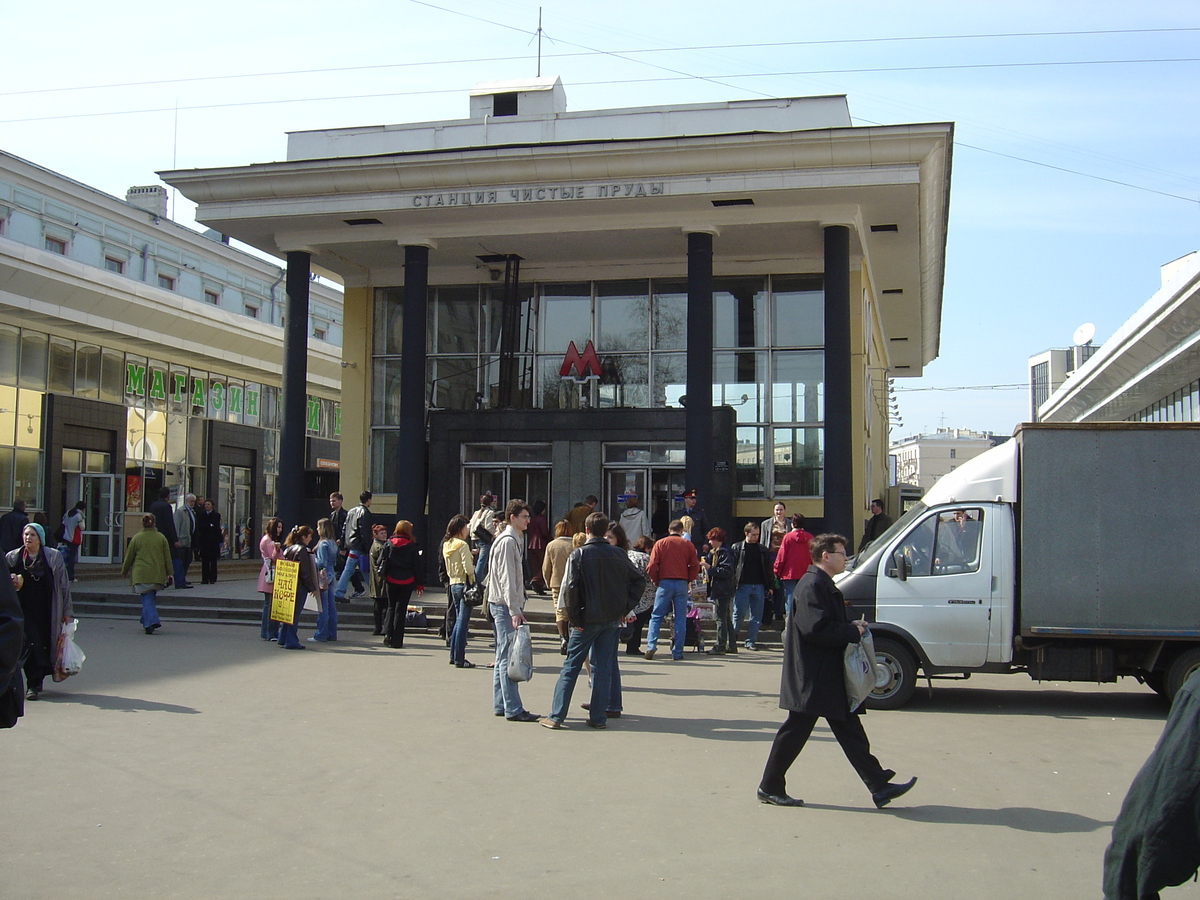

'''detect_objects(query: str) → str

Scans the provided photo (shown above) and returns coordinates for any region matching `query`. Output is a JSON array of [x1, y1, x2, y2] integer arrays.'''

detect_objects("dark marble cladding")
[[426, 406, 736, 581], [44, 392, 127, 521]]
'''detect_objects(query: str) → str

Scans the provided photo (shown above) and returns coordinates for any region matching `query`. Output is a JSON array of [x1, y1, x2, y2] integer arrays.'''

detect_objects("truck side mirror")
[[887, 551, 908, 581]]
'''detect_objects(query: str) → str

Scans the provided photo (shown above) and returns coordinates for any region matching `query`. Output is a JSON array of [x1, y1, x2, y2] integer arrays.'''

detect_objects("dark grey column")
[[278, 250, 311, 530], [685, 231, 714, 511], [396, 245, 429, 544], [823, 225, 852, 539]]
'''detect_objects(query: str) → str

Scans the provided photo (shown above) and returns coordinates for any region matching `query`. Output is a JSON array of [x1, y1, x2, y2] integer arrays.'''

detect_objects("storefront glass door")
[[79, 473, 117, 563]]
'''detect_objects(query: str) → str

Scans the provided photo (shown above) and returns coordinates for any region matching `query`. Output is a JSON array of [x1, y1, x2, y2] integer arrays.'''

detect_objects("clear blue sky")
[[4, 0, 1197, 437]]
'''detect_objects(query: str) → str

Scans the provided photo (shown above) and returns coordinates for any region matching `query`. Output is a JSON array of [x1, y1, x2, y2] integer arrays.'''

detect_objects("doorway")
[[63, 449, 119, 563], [218, 464, 253, 558]]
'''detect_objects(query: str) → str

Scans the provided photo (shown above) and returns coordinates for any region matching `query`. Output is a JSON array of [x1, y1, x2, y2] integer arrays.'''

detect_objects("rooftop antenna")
[[536, 7, 543, 77]]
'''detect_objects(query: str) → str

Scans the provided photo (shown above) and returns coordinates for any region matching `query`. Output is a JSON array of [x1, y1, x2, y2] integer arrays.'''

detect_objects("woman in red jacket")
[[772, 515, 814, 620]]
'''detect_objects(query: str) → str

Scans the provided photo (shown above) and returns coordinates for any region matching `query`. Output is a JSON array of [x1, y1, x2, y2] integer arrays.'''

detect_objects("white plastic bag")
[[844, 629, 876, 712], [507, 624, 534, 683], [54, 618, 86, 682]]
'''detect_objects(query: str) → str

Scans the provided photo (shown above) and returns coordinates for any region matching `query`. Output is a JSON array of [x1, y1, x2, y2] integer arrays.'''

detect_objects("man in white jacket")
[[488, 499, 540, 722]]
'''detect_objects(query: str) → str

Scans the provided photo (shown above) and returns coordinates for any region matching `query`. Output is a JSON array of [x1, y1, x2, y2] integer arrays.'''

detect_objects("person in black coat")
[[376, 519, 424, 649], [194, 499, 224, 583], [0, 553, 24, 727], [757, 533, 916, 809]]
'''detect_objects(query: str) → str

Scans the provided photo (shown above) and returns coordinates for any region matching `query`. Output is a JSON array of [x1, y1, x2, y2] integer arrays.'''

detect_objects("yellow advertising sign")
[[270, 558, 300, 623]]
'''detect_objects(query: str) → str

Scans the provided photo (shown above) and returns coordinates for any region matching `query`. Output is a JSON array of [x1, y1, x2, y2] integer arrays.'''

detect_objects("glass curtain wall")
[[372, 274, 825, 499]]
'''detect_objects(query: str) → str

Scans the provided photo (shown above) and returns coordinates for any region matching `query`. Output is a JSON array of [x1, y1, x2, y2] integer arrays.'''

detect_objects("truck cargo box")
[[1017, 422, 1200, 636]]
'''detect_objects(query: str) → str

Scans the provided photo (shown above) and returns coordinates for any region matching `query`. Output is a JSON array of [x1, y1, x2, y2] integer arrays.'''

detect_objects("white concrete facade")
[[890, 428, 1003, 492]]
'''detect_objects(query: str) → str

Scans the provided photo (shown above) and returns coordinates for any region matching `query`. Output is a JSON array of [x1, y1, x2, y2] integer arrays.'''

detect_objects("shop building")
[[0, 150, 343, 561], [163, 78, 952, 552]]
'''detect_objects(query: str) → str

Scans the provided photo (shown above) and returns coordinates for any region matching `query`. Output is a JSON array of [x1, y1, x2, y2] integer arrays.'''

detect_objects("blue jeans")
[[646, 579, 690, 659], [62, 542, 78, 580], [550, 622, 619, 725], [140, 591, 160, 628], [260, 593, 280, 641], [474, 542, 491, 584], [449, 583, 471, 663], [734, 583, 765, 644], [588, 638, 622, 713], [333, 550, 369, 598], [312, 580, 337, 641], [781, 579, 799, 619], [490, 602, 526, 717]]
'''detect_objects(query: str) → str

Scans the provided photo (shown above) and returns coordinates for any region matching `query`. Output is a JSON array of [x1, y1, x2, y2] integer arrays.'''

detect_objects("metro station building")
[[164, 78, 952, 546]]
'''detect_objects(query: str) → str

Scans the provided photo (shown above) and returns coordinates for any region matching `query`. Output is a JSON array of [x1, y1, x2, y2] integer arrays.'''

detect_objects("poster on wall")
[[270, 558, 300, 623], [125, 475, 142, 511]]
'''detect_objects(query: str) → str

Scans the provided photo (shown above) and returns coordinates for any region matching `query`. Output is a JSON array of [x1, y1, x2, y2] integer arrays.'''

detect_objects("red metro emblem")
[[559, 340, 602, 379]]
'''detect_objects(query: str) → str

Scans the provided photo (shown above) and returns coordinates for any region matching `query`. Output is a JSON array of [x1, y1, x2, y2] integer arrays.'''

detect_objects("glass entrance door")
[[604, 467, 684, 539], [218, 465, 253, 559], [78, 473, 117, 563], [463, 467, 551, 514]]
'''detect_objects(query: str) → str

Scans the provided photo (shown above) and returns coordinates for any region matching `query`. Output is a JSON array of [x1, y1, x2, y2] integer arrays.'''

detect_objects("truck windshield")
[[846, 502, 928, 572]]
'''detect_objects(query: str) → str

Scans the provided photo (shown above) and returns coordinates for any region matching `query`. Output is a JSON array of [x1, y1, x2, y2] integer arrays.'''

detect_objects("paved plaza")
[[3, 587, 1193, 900]]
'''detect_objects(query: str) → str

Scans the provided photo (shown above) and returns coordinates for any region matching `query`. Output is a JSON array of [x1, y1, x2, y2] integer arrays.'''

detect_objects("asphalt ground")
[[3, 611, 1193, 900]]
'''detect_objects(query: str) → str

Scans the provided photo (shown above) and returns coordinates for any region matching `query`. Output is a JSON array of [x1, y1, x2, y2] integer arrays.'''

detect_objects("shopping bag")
[[53, 618, 86, 682], [844, 629, 876, 712], [303, 591, 320, 613], [507, 624, 534, 683]]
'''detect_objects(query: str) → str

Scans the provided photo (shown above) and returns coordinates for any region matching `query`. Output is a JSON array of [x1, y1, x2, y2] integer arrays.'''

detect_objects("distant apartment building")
[[889, 428, 1005, 491]]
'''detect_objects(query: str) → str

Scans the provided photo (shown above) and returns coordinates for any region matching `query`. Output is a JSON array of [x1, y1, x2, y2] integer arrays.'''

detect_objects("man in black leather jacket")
[[540, 513, 645, 730]]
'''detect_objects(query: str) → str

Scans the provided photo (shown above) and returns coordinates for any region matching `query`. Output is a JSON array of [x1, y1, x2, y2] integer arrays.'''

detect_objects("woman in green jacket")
[[122, 513, 174, 634]]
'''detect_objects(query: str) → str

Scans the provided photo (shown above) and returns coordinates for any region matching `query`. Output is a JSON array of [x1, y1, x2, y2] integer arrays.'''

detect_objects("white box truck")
[[841, 423, 1200, 708]]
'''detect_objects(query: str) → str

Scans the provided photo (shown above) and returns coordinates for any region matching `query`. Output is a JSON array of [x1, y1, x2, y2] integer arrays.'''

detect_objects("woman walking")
[[310, 518, 338, 642], [258, 518, 284, 641], [703, 527, 737, 654], [122, 513, 174, 634], [442, 514, 476, 668], [377, 520, 424, 649], [623, 534, 656, 655], [195, 499, 224, 584], [6, 523, 72, 700], [278, 525, 320, 650]]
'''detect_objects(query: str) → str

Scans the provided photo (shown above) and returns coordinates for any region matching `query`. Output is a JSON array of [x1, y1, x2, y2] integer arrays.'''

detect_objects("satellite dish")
[[1073, 322, 1096, 345]]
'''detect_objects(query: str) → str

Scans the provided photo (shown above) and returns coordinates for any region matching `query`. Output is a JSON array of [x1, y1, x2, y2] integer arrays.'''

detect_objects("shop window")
[[100, 348, 124, 404], [13, 448, 42, 509], [0, 324, 18, 386], [0, 385, 15, 445], [18, 330, 48, 390], [48, 337, 74, 394], [0, 448, 11, 510], [75, 344, 101, 398]]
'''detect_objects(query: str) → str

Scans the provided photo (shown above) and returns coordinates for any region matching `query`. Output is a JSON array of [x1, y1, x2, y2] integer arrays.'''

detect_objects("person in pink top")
[[258, 518, 285, 641], [773, 514, 814, 621]]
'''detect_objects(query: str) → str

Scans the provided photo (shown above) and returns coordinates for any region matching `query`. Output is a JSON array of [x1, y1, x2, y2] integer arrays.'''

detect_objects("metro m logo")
[[559, 340, 602, 380]]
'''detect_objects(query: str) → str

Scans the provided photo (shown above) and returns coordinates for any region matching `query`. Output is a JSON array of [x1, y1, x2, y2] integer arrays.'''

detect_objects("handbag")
[[507, 624, 534, 683], [264, 560, 275, 584], [317, 569, 329, 592], [463, 581, 482, 607], [844, 629, 877, 712]]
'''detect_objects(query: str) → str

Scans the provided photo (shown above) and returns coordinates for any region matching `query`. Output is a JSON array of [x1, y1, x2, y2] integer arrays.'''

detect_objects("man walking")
[[488, 499, 539, 722], [643, 519, 700, 661], [329, 492, 364, 598], [173, 493, 197, 588], [757, 533, 915, 808], [540, 513, 644, 730], [333, 491, 372, 601]]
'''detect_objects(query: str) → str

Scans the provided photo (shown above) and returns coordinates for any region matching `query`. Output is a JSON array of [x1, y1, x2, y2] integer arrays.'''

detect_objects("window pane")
[[539, 284, 591, 352], [372, 358, 402, 426], [714, 351, 765, 423], [597, 280, 650, 352], [374, 288, 403, 356], [772, 275, 823, 347], [736, 426, 765, 498], [48, 337, 74, 394], [13, 448, 41, 509], [714, 276, 766, 348], [100, 348, 124, 404], [772, 351, 824, 423], [0, 447, 12, 509], [16, 389, 43, 449], [428, 356, 478, 410], [652, 353, 686, 408], [538, 357, 582, 410], [483, 284, 533, 354], [75, 344, 101, 399], [370, 430, 400, 493], [0, 324, 18, 386], [597, 353, 648, 408], [0, 385, 15, 445], [652, 280, 687, 350], [772, 427, 823, 497], [431, 286, 478, 354], [19, 330, 48, 389]]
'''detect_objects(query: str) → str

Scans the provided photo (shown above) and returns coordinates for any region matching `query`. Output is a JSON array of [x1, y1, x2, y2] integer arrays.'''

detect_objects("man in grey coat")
[[757, 533, 916, 808]]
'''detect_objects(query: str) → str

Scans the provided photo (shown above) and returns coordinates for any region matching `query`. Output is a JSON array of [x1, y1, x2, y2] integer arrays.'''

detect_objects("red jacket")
[[646, 534, 700, 584], [773, 528, 814, 580]]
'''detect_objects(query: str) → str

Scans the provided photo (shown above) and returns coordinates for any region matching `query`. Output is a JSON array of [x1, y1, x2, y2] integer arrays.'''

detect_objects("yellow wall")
[[340, 285, 373, 509]]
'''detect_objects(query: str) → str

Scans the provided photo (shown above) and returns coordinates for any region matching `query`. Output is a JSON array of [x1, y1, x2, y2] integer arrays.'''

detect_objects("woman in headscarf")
[[5, 523, 72, 700], [121, 512, 174, 634]]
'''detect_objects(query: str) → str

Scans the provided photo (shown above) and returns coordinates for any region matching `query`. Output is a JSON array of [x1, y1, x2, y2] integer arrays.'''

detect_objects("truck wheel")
[[1165, 648, 1200, 700], [866, 638, 917, 710]]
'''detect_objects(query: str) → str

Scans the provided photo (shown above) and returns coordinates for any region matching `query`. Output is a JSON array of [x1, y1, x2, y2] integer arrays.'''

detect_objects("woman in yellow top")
[[442, 514, 477, 668]]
